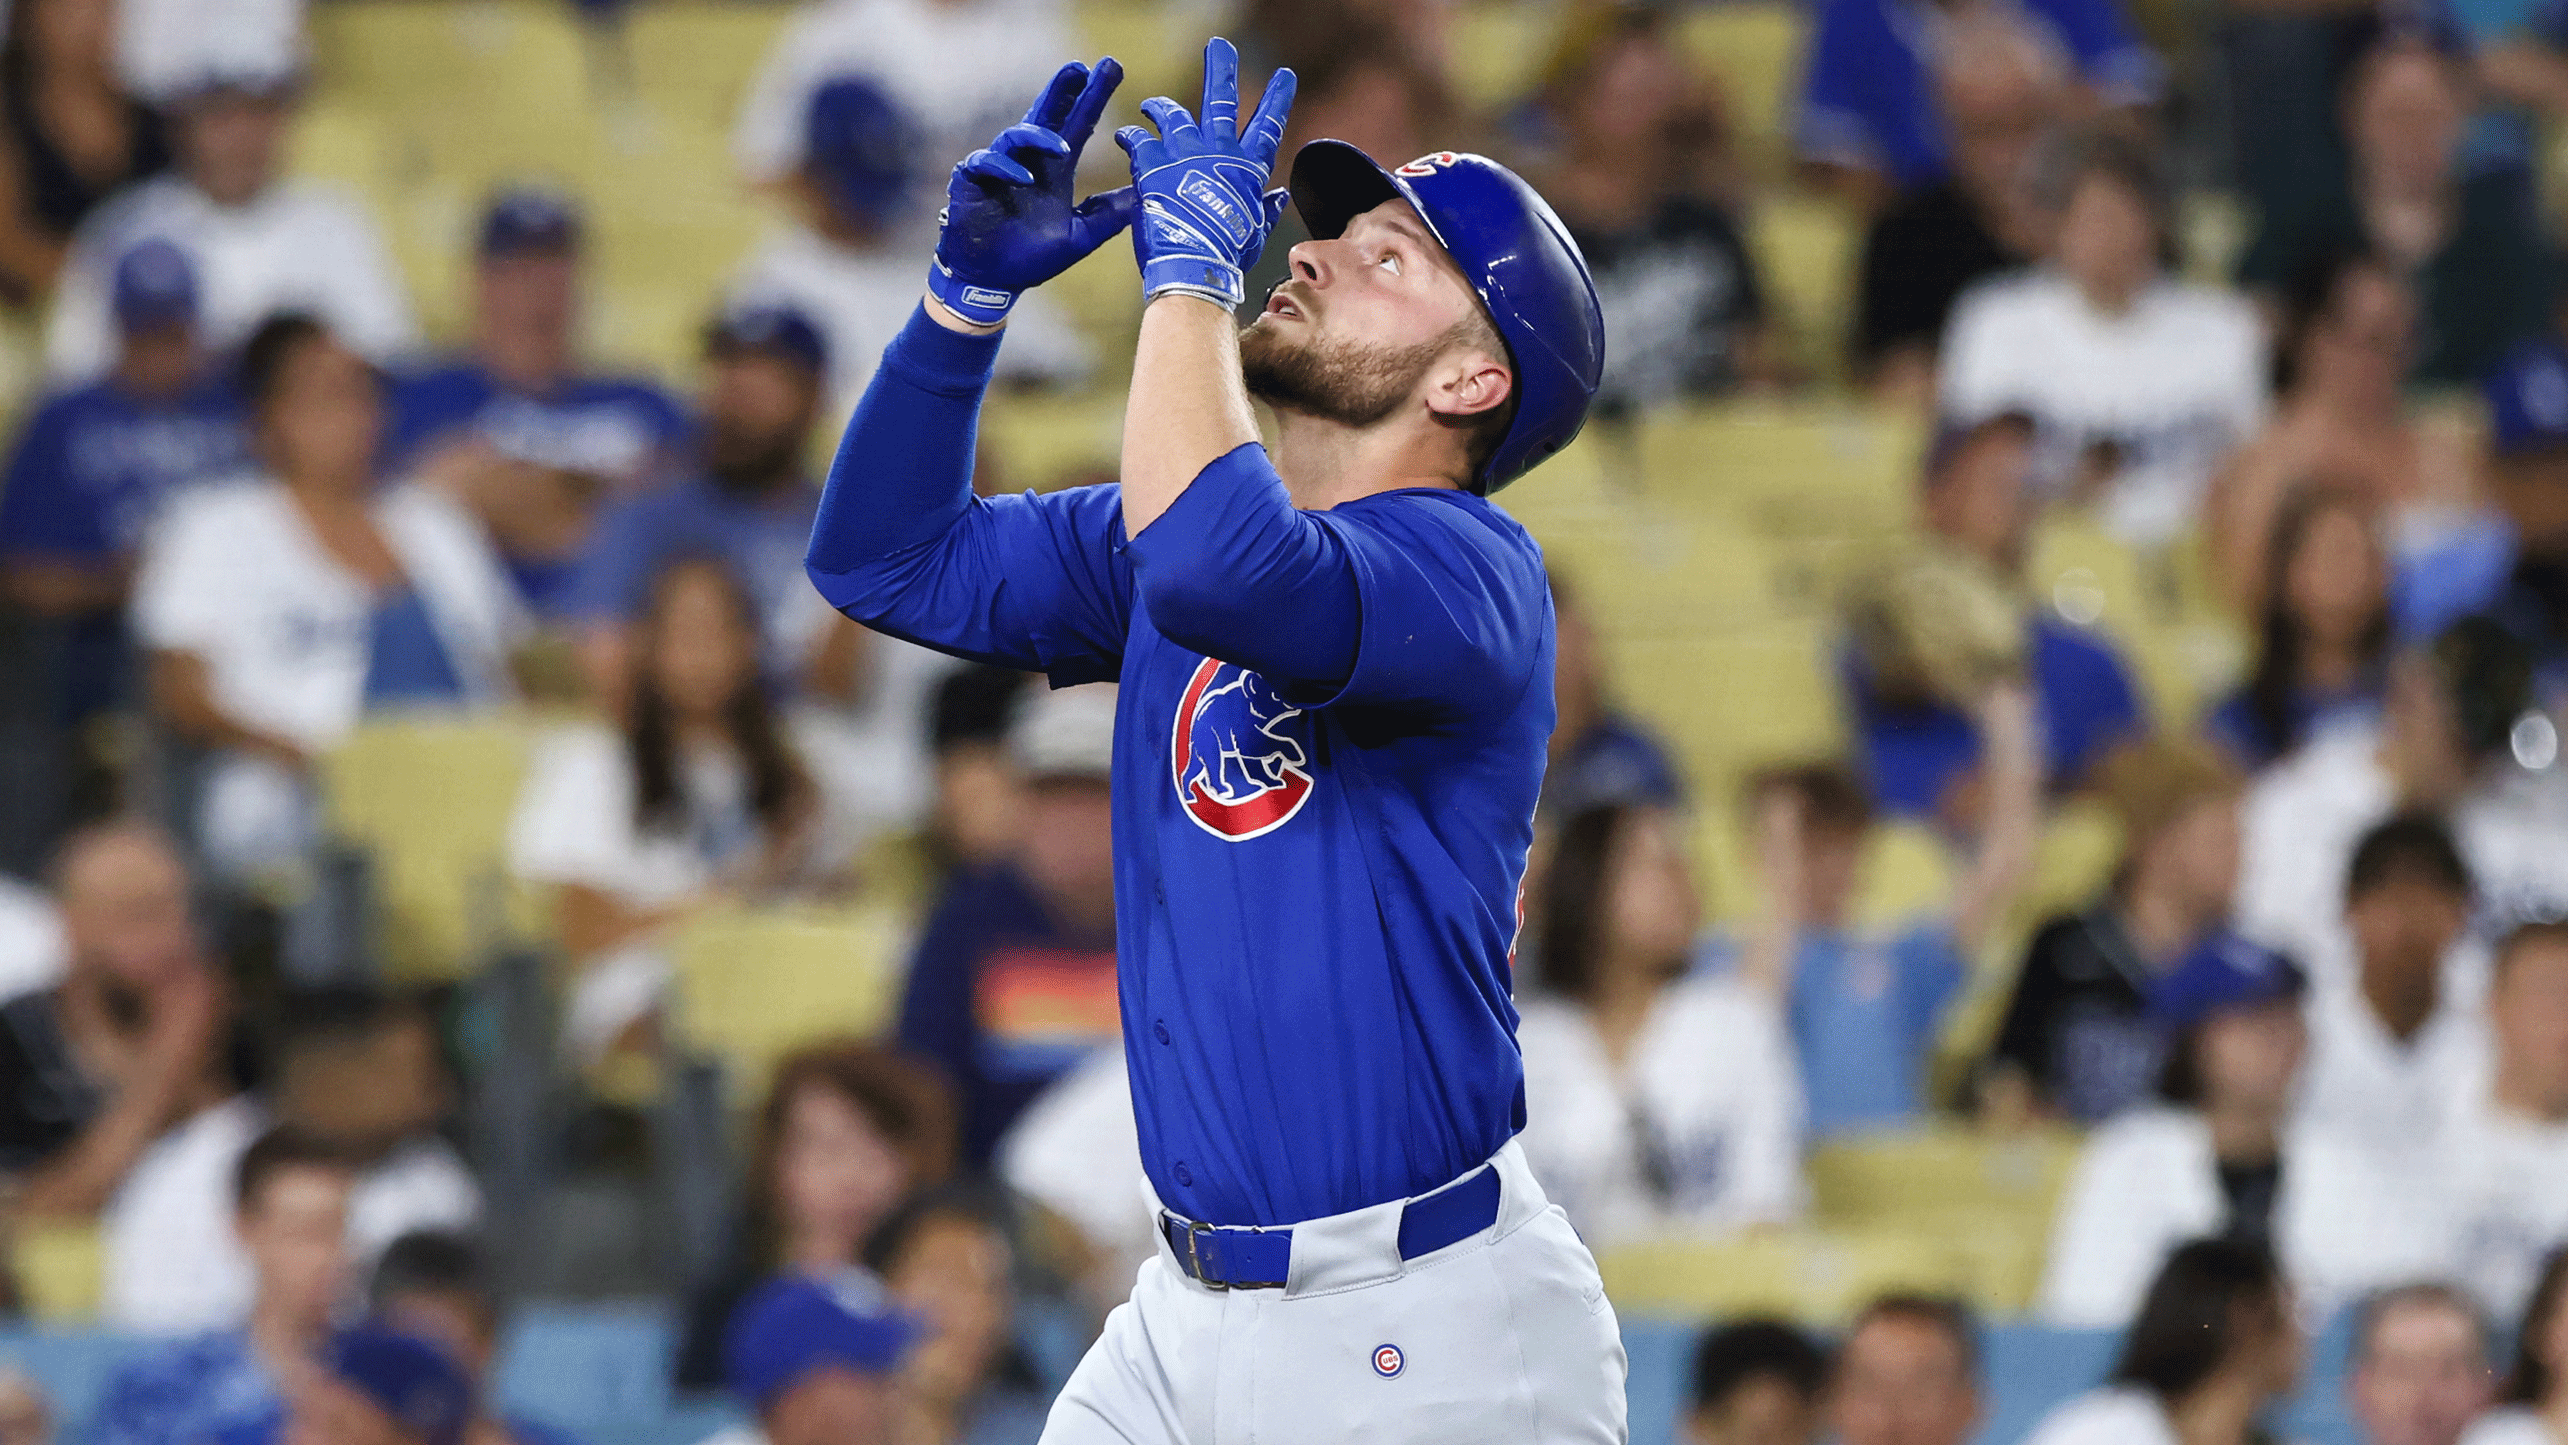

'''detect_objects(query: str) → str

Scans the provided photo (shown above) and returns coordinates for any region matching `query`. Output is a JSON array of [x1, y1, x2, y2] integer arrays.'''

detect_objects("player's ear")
[[1425, 352, 1512, 423]]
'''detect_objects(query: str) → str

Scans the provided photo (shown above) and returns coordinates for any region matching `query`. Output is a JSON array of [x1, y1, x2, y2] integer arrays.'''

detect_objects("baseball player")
[[804, 38, 1619, 1444]]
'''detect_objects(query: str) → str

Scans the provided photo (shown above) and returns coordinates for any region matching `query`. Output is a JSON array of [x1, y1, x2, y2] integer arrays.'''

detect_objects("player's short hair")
[[370, 1230, 499, 1339], [233, 1125, 356, 1215], [2351, 1282, 2488, 1374], [2109, 1239, 2284, 1402], [1843, 1294, 1982, 1381], [1690, 1318, 1829, 1413], [1747, 763, 1874, 838], [1440, 308, 1518, 484], [2345, 812, 2472, 905]]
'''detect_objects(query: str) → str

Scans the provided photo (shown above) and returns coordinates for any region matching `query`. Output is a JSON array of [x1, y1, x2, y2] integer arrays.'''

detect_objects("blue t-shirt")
[[565, 474, 822, 678], [386, 362, 688, 482], [0, 374, 246, 564], [896, 863, 1120, 1168], [361, 585, 468, 706], [214, 1413, 587, 1445], [1782, 923, 1966, 1137], [2201, 677, 2383, 769], [1798, 0, 2161, 190], [1848, 616, 2146, 818], [89, 1330, 279, 1445], [808, 311, 1551, 1227]]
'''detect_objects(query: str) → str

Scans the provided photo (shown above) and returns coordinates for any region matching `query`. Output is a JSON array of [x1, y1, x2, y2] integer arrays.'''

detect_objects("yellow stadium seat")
[[1805, 1126, 2080, 1229], [980, 392, 1127, 492], [1075, 0, 1196, 106], [322, 712, 545, 980], [668, 901, 912, 1098], [309, 1, 598, 143], [1634, 403, 1923, 534], [620, 4, 794, 136], [13, 1219, 102, 1323], [1450, 3, 1559, 108], [1597, 1227, 1978, 1321], [1746, 194, 1862, 384], [1677, 3, 1807, 176]]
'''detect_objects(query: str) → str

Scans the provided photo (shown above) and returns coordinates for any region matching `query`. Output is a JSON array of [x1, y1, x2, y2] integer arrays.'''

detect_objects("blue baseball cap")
[[803, 76, 917, 227], [112, 239, 198, 332], [705, 302, 829, 377], [479, 187, 582, 257], [723, 1271, 918, 1409], [2147, 932, 2307, 1031], [2486, 337, 2568, 457], [322, 1325, 474, 1445]]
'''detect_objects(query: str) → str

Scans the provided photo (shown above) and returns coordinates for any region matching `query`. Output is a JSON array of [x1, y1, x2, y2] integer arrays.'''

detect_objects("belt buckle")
[[1182, 1217, 1228, 1291]]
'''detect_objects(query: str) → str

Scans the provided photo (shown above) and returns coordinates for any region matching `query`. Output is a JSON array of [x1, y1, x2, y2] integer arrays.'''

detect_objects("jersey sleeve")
[[806, 306, 1134, 685]]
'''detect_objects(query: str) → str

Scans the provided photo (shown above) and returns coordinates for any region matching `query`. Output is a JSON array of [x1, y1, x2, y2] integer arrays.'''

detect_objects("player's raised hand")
[[1115, 36, 1296, 309], [928, 57, 1138, 328]]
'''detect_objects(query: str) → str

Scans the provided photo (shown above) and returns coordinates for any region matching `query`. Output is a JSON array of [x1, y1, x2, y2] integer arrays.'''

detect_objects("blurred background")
[[3, 0, 2568, 1443]]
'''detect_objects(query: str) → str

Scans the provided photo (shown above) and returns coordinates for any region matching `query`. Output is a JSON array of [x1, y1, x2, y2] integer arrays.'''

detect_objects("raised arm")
[[804, 59, 1142, 679]]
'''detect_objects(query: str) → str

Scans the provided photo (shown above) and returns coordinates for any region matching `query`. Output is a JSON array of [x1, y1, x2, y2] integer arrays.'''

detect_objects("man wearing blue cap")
[[2399, 338, 2568, 677], [0, 238, 246, 736], [564, 304, 861, 706], [386, 188, 690, 615], [697, 1272, 914, 1445], [45, 59, 416, 382], [734, 76, 1090, 421]]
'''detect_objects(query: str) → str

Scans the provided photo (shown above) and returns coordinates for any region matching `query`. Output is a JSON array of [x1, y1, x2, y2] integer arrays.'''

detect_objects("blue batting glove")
[[929, 57, 1137, 327], [1115, 37, 1296, 309]]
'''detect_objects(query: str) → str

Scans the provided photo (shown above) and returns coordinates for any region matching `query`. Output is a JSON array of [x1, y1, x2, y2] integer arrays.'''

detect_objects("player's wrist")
[[926, 260, 1018, 330], [1141, 254, 1244, 310]]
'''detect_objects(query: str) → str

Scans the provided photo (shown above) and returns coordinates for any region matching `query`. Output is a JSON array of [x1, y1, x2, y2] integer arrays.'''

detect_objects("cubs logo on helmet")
[[1170, 658, 1316, 841]]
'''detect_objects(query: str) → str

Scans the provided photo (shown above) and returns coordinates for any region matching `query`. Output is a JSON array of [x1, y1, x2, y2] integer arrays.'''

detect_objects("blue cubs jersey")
[[807, 313, 1552, 1226]]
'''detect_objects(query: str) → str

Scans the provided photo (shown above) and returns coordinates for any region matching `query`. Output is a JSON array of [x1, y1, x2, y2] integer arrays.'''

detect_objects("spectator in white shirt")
[[1827, 1296, 1984, 1445], [133, 315, 522, 879], [732, 75, 1088, 424], [510, 556, 853, 1062], [46, 61, 413, 381], [2025, 1241, 2302, 1445], [730, 0, 1069, 217], [995, 1044, 1146, 1320], [2351, 1284, 2496, 1445], [2447, 924, 2568, 1322], [1516, 803, 1805, 1247], [1938, 124, 2264, 546], [2298, 815, 2488, 1151], [2463, 1252, 2568, 1445]]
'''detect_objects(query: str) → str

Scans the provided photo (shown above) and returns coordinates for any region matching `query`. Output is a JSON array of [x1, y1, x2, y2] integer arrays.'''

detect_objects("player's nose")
[[1288, 238, 1336, 289]]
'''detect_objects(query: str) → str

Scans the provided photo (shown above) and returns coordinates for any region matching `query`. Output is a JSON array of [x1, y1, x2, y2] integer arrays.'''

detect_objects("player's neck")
[[1269, 411, 1467, 510]]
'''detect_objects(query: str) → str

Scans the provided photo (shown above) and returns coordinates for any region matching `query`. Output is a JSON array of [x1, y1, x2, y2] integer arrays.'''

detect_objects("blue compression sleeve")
[[1124, 442, 1361, 690], [807, 304, 1002, 579]]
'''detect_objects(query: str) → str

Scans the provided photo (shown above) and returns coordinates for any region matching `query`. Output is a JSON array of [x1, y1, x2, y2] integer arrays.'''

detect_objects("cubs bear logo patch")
[[1170, 657, 1315, 841]]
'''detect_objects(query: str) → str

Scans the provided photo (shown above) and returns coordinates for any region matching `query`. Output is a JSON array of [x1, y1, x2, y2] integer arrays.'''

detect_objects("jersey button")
[[1174, 1161, 1194, 1187], [1153, 1021, 1171, 1045]]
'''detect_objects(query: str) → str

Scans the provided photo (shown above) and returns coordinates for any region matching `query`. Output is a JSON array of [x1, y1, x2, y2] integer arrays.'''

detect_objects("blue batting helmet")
[[1287, 141, 1605, 494]]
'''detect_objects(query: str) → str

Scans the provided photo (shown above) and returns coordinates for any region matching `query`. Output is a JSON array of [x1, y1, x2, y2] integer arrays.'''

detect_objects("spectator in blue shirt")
[[388, 189, 689, 617], [90, 1127, 357, 1445], [1543, 570, 1684, 825], [1844, 412, 2147, 823], [0, 238, 243, 706], [564, 303, 861, 708], [366, 1231, 587, 1445], [1797, 0, 2160, 198], [213, 1323, 475, 1445], [2204, 487, 2393, 769], [897, 684, 1119, 1167], [1735, 685, 2037, 1138]]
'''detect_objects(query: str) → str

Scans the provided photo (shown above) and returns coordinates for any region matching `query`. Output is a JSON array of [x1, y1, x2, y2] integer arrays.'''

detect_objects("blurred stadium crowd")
[[8, 0, 2568, 1441]]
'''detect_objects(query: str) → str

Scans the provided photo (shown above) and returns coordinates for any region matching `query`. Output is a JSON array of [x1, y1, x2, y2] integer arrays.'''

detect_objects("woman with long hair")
[[1514, 803, 1804, 1246], [2203, 487, 2393, 768], [2025, 1239, 2303, 1445]]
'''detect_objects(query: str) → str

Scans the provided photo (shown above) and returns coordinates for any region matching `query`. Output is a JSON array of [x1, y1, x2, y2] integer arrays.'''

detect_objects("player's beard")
[[1238, 319, 1449, 428]]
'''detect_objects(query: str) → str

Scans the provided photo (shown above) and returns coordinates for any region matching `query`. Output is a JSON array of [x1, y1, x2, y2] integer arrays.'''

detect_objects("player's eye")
[[1377, 251, 1402, 276]]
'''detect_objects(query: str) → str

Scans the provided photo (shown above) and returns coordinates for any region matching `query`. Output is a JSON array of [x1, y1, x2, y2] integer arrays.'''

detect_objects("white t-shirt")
[[997, 1044, 1151, 1269], [2038, 1106, 2458, 1329], [2459, 1407, 2555, 1445], [132, 479, 525, 873], [731, 225, 1091, 423], [102, 1097, 483, 1333], [2023, 1388, 2179, 1445], [509, 723, 765, 912], [730, 0, 1070, 205], [2443, 1090, 2568, 1323], [1514, 974, 1805, 1247], [47, 175, 416, 382], [2236, 727, 2394, 976], [0, 879, 65, 1005], [788, 637, 963, 835], [2296, 977, 2489, 1154], [1939, 271, 2265, 545]]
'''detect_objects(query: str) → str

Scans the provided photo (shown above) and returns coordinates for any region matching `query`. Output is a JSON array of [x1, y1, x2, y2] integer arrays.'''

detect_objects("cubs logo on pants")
[[1037, 1141, 1630, 1444]]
